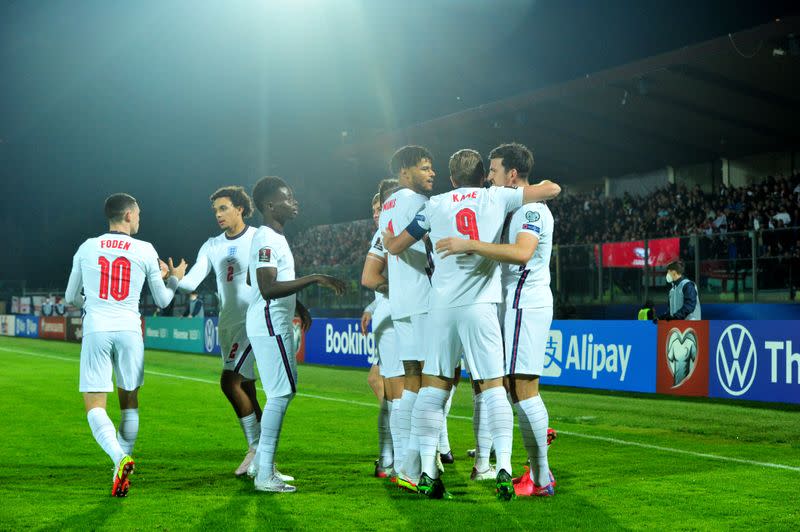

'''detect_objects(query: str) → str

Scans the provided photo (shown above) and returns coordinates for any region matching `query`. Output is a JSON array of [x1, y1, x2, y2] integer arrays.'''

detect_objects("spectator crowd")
[[287, 174, 800, 296]]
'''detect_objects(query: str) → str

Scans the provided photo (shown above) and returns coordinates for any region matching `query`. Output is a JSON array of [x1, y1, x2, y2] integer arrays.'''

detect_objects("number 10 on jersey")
[[98, 256, 131, 301]]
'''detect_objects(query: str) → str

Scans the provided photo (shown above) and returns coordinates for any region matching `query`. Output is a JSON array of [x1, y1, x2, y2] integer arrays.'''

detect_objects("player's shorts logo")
[[204, 318, 216, 353], [716, 324, 757, 396], [666, 328, 698, 388], [543, 330, 563, 378]]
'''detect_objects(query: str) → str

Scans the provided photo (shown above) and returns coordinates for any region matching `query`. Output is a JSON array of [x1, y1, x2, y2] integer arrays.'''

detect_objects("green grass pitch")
[[0, 336, 799, 531]]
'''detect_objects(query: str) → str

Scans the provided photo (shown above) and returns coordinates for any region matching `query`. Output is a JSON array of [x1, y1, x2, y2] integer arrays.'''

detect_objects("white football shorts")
[[79, 331, 144, 392], [424, 303, 504, 381], [218, 322, 256, 380], [393, 312, 428, 362], [504, 305, 554, 376], [250, 332, 298, 398], [373, 302, 403, 378]]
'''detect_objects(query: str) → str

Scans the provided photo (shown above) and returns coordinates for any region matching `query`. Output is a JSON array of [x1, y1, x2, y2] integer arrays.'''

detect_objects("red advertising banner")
[[66, 317, 83, 343], [38, 317, 66, 340], [656, 320, 710, 397], [602, 237, 680, 268]]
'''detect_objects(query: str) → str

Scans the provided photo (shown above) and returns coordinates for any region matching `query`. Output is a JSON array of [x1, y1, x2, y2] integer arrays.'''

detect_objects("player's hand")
[[159, 259, 169, 280], [168, 258, 188, 281], [315, 274, 347, 296], [381, 229, 396, 251], [436, 237, 473, 258], [360, 311, 372, 336]]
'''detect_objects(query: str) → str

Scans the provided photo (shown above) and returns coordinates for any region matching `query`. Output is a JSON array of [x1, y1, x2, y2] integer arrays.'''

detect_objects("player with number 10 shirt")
[[65, 193, 187, 497]]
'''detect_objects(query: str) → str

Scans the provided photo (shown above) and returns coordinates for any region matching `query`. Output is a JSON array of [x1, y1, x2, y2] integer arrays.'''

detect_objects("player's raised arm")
[[147, 250, 186, 308], [177, 242, 212, 292], [382, 209, 430, 255], [436, 231, 538, 266], [64, 247, 85, 308], [521, 179, 561, 203]]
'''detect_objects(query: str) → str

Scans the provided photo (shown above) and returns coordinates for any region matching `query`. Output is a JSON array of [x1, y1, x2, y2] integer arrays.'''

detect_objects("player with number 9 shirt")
[[382, 149, 560, 500], [65, 193, 187, 497]]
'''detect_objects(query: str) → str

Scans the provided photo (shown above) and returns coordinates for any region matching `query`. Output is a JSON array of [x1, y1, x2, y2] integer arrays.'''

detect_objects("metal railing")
[[555, 227, 800, 305]]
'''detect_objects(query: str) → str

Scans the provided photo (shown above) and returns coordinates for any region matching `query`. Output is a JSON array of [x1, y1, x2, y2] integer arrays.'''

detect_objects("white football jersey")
[[502, 202, 554, 308], [367, 227, 388, 307], [178, 226, 257, 328], [378, 188, 431, 319], [245, 226, 296, 337], [65, 231, 178, 335], [416, 186, 523, 309]]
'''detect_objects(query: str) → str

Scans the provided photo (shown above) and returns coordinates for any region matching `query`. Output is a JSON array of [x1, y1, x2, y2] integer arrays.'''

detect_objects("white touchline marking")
[[4, 344, 800, 473]]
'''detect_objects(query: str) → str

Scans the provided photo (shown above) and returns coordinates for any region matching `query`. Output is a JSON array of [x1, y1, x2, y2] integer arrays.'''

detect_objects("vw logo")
[[716, 324, 757, 396], [204, 319, 216, 353]]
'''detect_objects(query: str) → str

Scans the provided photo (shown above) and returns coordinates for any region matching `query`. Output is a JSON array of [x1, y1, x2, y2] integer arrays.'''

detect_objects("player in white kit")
[[177, 186, 266, 476], [64, 193, 187, 497], [246, 176, 346, 493], [383, 149, 560, 500], [377, 146, 435, 488], [435, 142, 557, 496], [361, 179, 404, 477]]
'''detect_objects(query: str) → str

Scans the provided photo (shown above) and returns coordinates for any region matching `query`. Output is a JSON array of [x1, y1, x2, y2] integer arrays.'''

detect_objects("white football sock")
[[378, 399, 393, 469], [255, 394, 293, 483], [87, 407, 126, 466], [473, 391, 493, 471], [438, 386, 454, 454], [515, 395, 550, 486], [117, 408, 139, 456], [481, 387, 514, 474], [390, 399, 404, 474], [412, 387, 449, 478], [395, 390, 417, 477], [239, 412, 260, 449]]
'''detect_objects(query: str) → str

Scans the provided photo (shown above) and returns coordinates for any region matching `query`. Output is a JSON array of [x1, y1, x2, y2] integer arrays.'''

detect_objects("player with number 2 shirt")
[[65, 193, 187, 497], [177, 186, 265, 477]]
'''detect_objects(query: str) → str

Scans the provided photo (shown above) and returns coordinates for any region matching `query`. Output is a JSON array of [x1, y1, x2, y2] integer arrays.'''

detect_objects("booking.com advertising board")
[[303, 318, 374, 369]]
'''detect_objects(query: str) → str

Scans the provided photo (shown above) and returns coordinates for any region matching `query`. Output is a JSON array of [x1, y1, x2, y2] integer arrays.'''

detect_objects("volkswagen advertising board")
[[710, 321, 800, 404], [540, 320, 656, 393]]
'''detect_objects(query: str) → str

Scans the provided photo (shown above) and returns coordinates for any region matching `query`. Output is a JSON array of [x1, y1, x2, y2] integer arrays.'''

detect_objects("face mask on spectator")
[[665, 272, 673, 284]]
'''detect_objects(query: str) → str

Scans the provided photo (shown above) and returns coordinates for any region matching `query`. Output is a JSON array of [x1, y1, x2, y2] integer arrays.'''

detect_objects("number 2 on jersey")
[[226, 265, 234, 282], [456, 208, 480, 240], [98, 256, 131, 301]]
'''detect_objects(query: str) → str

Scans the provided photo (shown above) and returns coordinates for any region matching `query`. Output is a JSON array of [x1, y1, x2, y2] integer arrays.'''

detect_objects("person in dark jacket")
[[659, 260, 701, 321]]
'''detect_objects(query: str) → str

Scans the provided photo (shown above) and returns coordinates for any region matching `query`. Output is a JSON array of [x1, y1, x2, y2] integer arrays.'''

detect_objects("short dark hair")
[[252, 176, 289, 215], [449, 149, 485, 187], [390, 146, 432, 176], [488, 142, 534, 183], [378, 178, 400, 204], [667, 260, 685, 274], [210, 186, 254, 218], [104, 193, 138, 222]]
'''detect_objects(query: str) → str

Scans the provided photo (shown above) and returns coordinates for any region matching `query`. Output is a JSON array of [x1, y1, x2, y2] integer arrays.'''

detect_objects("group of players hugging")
[[66, 140, 559, 500]]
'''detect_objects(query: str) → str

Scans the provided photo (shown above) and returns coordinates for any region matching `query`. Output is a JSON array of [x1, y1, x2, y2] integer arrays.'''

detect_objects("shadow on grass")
[[38, 497, 123, 531]]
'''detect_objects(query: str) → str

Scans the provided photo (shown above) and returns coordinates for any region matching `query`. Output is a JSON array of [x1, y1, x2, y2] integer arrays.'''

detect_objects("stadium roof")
[[339, 16, 800, 183]]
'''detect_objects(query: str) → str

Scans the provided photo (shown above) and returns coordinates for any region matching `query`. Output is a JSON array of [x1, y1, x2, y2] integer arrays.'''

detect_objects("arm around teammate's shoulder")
[[522, 180, 561, 203]]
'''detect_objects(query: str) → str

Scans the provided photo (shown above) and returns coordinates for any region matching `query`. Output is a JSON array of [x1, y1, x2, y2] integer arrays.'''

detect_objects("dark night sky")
[[0, 0, 796, 286]]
